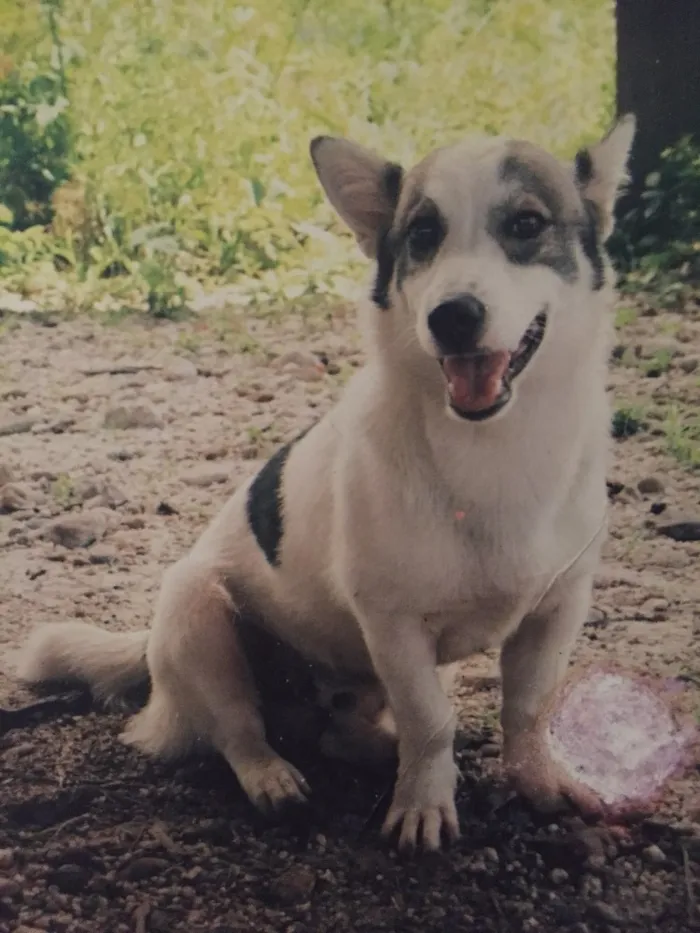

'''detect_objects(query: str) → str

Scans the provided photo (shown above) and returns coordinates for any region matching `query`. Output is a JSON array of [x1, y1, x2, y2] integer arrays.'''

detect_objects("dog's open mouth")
[[440, 311, 548, 421]]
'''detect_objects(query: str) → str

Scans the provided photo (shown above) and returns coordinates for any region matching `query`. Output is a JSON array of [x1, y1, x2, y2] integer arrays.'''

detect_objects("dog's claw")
[[237, 757, 310, 815], [382, 802, 460, 852]]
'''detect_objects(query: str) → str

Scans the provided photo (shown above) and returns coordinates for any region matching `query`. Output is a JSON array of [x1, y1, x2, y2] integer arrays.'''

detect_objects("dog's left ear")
[[573, 114, 636, 240], [310, 136, 403, 258]]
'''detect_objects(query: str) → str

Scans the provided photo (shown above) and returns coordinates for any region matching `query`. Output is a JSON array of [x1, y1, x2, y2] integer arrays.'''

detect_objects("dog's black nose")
[[428, 295, 486, 355]]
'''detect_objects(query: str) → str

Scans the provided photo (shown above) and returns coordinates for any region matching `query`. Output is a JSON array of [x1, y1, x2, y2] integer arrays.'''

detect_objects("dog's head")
[[310, 117, 635, 422]]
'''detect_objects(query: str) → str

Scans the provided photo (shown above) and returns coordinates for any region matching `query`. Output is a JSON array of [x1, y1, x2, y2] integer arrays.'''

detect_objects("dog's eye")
[[504, 210, 549, 240], [407, 217, 443, 259]]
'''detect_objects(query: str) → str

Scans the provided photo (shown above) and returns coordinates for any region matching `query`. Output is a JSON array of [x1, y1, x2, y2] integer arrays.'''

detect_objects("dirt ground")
[[0, 298, 699, 933]]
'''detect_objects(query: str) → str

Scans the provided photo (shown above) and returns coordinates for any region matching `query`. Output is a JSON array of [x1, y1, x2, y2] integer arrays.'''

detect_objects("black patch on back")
[[370, 162, 403, 310], [579, 198, 605, 291], [574, 149, 594, 186], [246, 427, 311, 567]]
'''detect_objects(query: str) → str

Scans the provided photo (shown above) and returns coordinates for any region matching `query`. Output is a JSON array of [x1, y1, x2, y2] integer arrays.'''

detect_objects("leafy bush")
[[610, 137, 700, 298], [0, 0, 615, 309], [0, 64, 72, 231]]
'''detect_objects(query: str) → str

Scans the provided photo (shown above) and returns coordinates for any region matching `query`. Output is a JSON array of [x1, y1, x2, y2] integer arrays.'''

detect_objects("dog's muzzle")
[[439, 310, 548, 422]]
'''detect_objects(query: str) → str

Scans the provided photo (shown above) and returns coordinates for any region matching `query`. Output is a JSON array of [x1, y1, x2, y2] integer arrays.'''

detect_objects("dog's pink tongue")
[[443, 351, 510, 412]]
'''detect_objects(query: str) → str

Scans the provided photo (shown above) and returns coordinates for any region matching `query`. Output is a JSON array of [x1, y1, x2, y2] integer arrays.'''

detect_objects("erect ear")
[[573, 114, 636, 241], [310, 136, 403, 259]]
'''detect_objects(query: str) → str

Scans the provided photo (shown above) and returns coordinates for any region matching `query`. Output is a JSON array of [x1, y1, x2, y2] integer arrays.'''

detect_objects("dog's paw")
[[504, 731, 603, 819], [382, 752, 460, 852], [236, 756, 310, 815]]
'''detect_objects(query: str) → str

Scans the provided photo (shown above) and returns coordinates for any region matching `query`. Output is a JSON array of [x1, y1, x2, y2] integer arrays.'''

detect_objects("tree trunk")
[[616, 0, 700, 195]]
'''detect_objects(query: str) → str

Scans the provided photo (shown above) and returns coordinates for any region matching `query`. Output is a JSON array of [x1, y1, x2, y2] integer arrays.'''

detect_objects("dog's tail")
[[15, 623, 149, 701]]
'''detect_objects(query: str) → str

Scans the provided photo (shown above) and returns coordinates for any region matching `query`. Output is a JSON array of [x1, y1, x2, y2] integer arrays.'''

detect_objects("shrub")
[[610, 137, 700, 297]]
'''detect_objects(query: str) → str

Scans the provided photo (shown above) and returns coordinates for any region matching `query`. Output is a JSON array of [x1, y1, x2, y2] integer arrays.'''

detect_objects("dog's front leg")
[[500, 573, 603, 817], [358, 611, 460, 851]]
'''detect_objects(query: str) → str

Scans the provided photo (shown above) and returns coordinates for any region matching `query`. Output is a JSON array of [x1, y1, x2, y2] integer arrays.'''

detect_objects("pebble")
[[0, 482, 32, 513], [637, 476, 664, 495], [679, 357, 698, 374], [642, 844, 666, 866], [0, 418, 39, 437], [0, 877, 21, 898], [639, 597, 669, 620], [44, 509, 116, 548], [0, 848, 15, 870], [269, 865, 317, 905], [118, 857, 170, 882], [104, 405, 163, 430], [550, 868, 569, 885], [588, 901, 623, 925], [164, 358, 198, 382], [0, 463, 15, 486], [47, 864, 91, 894], [656, 518, 700, 542], [182, 468, 230, 487]]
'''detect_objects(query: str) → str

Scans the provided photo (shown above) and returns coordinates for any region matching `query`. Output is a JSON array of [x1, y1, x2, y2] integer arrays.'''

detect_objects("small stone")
[[89, 546, 118, 565], [657, 519, 700, 542], [156, 501, 178, 516], [639, 598, 669, 620], [0, 464, 15, 486], [642, 844, 665, 865], [0, 418, 39, 437], [104, 405, 163, 430], [269, 865, 316, 905], [588, 901, 623, 925], [580, 874, 603, 897], [252, 391, 275, 403], [0, 877, 21, 898], [45, 509, 116, 548], [0, 483, 32, 513], [679, 357, 698, 374], [637, 476, 664, 495], [48, 864, 90, 894], [550, 868, 569, 885], [164, 358, 198, 382], [483, 847, 499, 865], [182, 468, 230, 488], [0, 848, 15, 870], [118, 857, 170, 881]]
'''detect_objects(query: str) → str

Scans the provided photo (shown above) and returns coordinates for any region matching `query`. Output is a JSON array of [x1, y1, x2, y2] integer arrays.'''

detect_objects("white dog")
[[16, 115, 635, 851]]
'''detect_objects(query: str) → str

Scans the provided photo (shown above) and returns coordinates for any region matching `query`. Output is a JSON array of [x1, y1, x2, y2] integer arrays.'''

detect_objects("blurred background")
[[0, 0, 616, 316]]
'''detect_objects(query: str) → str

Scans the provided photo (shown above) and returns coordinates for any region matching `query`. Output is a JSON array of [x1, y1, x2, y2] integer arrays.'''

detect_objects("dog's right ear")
[[310, 137, 403, 259]]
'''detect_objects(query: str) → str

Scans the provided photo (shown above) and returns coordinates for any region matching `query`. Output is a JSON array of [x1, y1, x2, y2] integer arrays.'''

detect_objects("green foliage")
[[611, 405, 647, 439], [0, 0, 615, 310], [611, 137, 700, 302]]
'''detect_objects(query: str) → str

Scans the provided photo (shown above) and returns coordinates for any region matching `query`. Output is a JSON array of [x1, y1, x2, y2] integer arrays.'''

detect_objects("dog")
[[16, 114, 636, 851]]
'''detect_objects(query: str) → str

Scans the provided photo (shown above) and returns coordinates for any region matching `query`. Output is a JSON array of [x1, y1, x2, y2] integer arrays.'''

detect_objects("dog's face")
[[311, 118, 635, 422]]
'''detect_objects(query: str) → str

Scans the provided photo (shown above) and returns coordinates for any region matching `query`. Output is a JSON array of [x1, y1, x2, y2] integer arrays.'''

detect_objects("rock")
[[0, 290, 38, 314], [74, 479, 128, 508], [164, 358, 198, 383], [639, 597, 669, 620], [656, 519, 700, 542], [182, 468, 230, 488], [118, 857, 170, 882], [89, 546, 118, 565], [0, 877, 21, 898], [48, 863, 91, 894], [269, 865, 317, 905], [156, 501, 178, 516], [642, 844, 666, 865], [0, 848, 15, 870], [550, 868, 569, 885], [588, 901, 623, 925], [104, 405, 163, 430], [252, 390, 275, 403], [0, 418, 39, 437], [0, 483, 32, 513], [679, 357, 698, 374], [0, 464, 15, 486], [637, 476, 664, 495], [44, 509, 116, 548]]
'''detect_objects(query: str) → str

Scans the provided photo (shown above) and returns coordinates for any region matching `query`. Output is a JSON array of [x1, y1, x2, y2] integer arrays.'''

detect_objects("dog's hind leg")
[[122, 557, 309, 813]]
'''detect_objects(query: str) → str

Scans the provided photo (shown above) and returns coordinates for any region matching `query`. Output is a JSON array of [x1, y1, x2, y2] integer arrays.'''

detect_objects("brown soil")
[[0, 301, 699, 933]]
